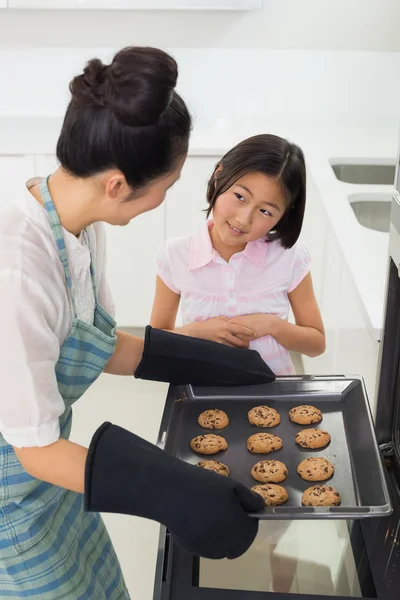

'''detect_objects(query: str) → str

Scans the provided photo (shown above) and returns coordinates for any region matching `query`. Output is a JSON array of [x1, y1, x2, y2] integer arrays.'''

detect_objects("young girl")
[[150, 134, 325, 375]]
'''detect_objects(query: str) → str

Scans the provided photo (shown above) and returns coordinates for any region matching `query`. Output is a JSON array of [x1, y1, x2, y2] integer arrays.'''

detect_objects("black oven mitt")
[[134, 325, 275, 385], [85, 422, 264, 560]]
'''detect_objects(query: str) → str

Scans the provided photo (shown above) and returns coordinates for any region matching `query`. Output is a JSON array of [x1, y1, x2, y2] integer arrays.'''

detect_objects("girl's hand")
[[184, 317, 256, 348], [230, 314, 280, 340]]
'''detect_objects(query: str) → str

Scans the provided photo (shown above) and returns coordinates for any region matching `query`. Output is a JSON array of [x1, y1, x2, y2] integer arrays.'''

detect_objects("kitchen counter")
[[0, 114, 398, 340]]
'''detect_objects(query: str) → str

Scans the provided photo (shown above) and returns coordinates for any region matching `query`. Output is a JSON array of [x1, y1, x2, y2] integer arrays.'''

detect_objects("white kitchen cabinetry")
[[104, 205, 165, 328], [0, 2, 7, 8], [300, 170, 328, 306], [34, 154, 59, 175], [302, 187, 380, 414], [165, 155, 217, 239], [334, 257, 380, 415], [0, 155, 35, 210], [8, 1, 262, 9]]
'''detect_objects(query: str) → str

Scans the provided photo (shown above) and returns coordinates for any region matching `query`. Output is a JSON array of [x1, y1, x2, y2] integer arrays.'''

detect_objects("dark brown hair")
[[206, 134, 306, 248], [56, 47, 191, 189]]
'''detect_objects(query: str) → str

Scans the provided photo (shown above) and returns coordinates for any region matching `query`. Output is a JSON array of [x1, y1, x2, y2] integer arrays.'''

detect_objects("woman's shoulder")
[[0, 202, 54, 272]]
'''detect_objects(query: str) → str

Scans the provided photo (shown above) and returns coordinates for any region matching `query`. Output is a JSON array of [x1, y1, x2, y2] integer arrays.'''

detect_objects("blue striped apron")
[[0, 177, 130, 599]]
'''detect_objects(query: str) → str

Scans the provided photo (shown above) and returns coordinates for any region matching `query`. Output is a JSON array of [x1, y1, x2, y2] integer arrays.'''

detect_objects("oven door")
[[153, 463, 400, 600]]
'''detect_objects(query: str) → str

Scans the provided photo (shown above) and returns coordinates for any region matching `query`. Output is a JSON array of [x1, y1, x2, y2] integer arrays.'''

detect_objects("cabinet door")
[[0, 2, 7, 7], [302, 228, 341, 376], [165, 155, 217, 240], [300, 171, 328, 306], [105, 205, 165, 328], [0, 155, 35, 211], [34, 154, 59, 175], [334, 260, 380, 415]]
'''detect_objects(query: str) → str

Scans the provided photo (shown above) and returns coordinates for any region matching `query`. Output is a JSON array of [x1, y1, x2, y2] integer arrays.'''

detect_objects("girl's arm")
[[150, 276, 256, 348], [150, 275, 181, 331], [231, 274, 325, 357]]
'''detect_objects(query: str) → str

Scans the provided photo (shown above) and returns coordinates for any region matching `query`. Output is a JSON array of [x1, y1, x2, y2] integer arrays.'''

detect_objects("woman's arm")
[[231, 274, 326, 357], [14, 439, 87, 493], [103, 330, 145, 375]]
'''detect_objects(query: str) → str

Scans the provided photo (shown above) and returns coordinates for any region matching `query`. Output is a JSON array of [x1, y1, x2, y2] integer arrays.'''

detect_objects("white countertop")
[[0, 114, 398, 340]]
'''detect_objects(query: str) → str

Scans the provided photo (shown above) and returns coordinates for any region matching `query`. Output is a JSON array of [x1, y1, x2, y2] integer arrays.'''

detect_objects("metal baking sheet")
[[157, 376, 392, 519]]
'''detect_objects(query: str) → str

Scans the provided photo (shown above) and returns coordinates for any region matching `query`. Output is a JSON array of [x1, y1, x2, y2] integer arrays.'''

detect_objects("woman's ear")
[[102, 170, 132, 203]]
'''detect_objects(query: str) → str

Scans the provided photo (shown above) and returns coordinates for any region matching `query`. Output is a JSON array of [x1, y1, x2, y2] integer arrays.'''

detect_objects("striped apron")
[[0, 177, 130, 599]]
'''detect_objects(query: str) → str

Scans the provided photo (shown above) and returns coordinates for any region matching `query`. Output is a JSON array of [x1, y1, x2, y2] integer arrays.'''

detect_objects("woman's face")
[[211, 171, 287, 249], [103, 155, 186, 226]]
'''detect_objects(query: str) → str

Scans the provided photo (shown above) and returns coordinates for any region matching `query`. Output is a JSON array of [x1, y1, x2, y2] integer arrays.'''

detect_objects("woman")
[[0, 47, 274, 598]]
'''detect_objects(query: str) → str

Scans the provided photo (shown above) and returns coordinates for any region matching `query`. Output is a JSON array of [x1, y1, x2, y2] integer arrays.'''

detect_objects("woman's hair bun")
[[69, 47, 178, 127], [69, 57, 109, 109]]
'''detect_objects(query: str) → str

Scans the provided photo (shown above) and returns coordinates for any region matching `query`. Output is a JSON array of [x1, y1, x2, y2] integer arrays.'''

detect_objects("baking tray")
[[157, 376, 392, 519]]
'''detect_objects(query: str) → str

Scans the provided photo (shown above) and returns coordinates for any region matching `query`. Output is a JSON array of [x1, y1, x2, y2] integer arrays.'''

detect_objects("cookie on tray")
[[251, 484, 288, 506], [248, 405, 280, 428], [198, 409, 229, 430], [295, 428, 331, 449], [297, 457, 334, 481], [289, 405, 322, 425], [302, 485, 341, 506], [247, 433, 283, 454], [196, 460, 229, 476], [251, 460, 288, 483], [190, 434, 228, 455]]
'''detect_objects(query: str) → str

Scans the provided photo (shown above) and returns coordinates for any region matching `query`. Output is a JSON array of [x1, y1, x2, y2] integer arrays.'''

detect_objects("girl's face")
[[211, 171, 287, 249]]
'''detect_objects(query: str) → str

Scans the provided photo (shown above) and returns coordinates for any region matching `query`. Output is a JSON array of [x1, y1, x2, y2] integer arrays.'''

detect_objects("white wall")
[[0, 48, 399, 122], [0, 0, 399, 50]]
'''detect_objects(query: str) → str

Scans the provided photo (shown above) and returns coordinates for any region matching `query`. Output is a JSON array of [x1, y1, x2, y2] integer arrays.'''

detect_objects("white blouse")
[[0, 182, 115, 448]]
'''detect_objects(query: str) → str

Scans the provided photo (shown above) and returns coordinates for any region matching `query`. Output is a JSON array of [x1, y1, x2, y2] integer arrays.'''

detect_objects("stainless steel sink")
[[348, 193, 392, 233], [332, 163, 395, 185]]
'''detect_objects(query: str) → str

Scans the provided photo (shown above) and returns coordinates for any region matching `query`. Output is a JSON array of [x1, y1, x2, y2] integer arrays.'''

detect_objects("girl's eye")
[[260, 208, 272, 217], [234, 193, 245, 202]]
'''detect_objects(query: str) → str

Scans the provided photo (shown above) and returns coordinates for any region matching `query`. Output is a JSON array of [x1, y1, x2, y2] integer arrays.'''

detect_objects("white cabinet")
[[302, 185, 380, 414], [8, 1, 262, 9], [104, 205, 165, 328], [0, 2, 7, 8], [300, 170, 328, 306], [165, 155, 217, 239], [334, 259, 380, 415], [0, 155, 35, 211], [34, 154, 59, 175]]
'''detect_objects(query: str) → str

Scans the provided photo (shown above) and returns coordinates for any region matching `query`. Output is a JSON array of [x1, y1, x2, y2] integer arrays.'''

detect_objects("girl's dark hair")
[[206, 134, 306, 248], [57, 47, 191, 189]]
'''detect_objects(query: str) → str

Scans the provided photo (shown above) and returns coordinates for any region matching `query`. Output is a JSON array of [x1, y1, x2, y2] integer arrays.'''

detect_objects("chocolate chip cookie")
[[248, 405, 280, 428], [247, 432, 283, 454], [198, 409, 229, 430], [295, 428, 331, 449], [297, 457, 334, 481], [302, 485, 341, 506], [251, 484, 288, 506], [190, 434, 228, 455], [197, 460, 229, 476], [251, 460, 288, 483], [289, 405, 322, 425]]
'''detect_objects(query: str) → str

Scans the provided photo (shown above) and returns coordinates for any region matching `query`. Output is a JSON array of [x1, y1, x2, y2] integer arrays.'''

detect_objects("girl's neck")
[[209, 221, 246, 262]]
